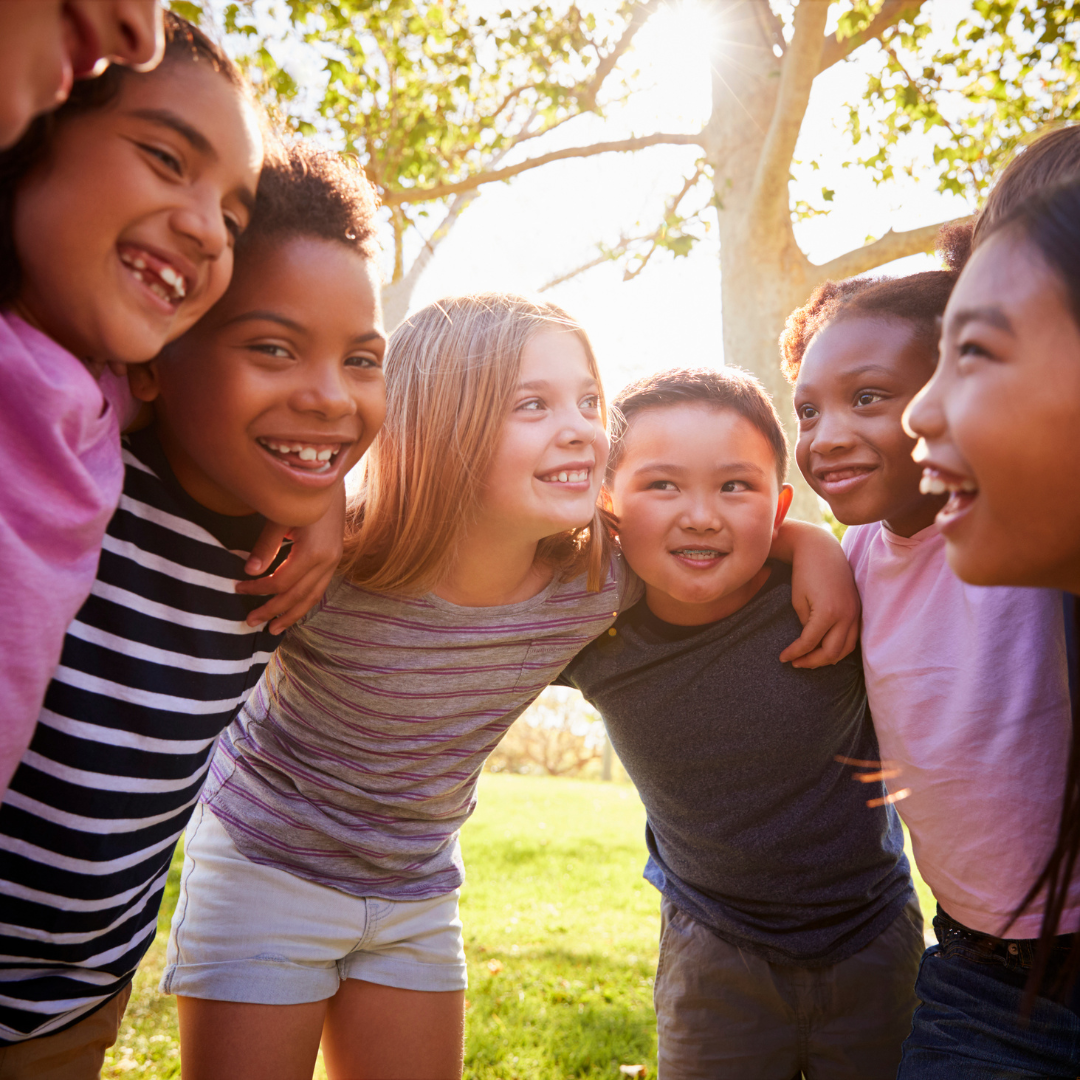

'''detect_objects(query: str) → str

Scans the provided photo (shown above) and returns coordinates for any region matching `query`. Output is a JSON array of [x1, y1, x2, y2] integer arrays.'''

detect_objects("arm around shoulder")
[[770, 520, 860, 669]]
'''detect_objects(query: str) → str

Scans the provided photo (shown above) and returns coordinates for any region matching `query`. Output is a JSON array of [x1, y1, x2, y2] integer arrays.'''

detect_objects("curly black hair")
[[780, 271, 957, 385], [237, 140, 380, 265]]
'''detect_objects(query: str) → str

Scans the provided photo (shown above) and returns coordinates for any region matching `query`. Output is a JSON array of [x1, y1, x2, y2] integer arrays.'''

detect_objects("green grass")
[[103, 774, 934, 1078]]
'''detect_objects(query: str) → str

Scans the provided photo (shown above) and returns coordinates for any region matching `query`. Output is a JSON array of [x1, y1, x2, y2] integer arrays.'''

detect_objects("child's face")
[[905, 231, 1080, 591], [14, 57, 261, 365], [793, 316, 942, 537], [477, 330, 607, 545], [129, 236, 386, 527], [609, 403, 792, 625], [0, 0, 163, 148]]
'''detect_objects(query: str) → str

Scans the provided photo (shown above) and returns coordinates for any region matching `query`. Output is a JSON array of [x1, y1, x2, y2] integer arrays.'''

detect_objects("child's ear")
[[772, 484, 795, 538], [127, 360, 161, 403]]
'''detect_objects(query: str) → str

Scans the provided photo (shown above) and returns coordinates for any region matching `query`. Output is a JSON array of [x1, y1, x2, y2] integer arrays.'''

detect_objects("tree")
[[181, 0, 1080, 515]]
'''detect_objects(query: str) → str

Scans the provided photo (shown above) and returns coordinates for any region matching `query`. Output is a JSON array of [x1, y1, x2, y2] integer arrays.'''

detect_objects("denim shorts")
[[898, 906, 1080, 1078], [160, 804, 468, 1004]]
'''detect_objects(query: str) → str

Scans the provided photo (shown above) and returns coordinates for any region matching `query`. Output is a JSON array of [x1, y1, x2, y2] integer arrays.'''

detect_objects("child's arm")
[[236, 484, 346, 634], [771, 520, 860, 669]]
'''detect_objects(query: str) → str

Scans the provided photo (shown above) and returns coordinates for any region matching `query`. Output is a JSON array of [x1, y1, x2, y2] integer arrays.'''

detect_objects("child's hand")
[[236, 485, 346, 634], [772, 519, 860, 668]]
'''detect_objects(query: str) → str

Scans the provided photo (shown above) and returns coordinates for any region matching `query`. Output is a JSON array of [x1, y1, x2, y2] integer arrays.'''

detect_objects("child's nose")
[[557, 410, 598, 445], [810, 410, 853, 453], [77, 1, 165, 72], [904, 377, 944, 440], [172, 189, 231, 260], [294, 368, 356, 419]]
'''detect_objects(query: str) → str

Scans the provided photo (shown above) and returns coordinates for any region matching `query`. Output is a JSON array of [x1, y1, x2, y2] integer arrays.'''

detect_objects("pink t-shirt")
[[844, 520, 1079, 937], [0, 312, 124, 795]]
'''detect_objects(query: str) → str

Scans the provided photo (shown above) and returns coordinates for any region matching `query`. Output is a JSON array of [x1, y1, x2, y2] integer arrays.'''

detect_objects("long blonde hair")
[[341, 293, 613, 595]]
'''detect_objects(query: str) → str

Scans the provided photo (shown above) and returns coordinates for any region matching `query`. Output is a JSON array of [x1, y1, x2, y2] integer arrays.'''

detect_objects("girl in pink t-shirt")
[[0, 12, 265, 795], [909, 182, 1080, 1066], [787, 267, 1080, 1075]]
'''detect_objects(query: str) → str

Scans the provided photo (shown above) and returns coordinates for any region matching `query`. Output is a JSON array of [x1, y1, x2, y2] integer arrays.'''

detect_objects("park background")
[[106, 0, 1076, 1075]]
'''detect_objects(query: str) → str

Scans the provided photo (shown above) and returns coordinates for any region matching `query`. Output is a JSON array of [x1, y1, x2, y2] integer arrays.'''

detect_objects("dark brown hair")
[[937, 125, 1080, 273], [780, 271, 958, 384], [0, 12, 251, 304], [984, 181, 1080, 999], [608, 366, 789, 487], [237, 141, 380, 266]]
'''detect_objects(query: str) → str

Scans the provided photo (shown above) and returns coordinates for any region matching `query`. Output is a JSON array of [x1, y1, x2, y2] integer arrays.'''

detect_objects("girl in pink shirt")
[[910, 180, 1080, 1069], [786, 267, 1080, 1076], [0, 12, 265, 795]]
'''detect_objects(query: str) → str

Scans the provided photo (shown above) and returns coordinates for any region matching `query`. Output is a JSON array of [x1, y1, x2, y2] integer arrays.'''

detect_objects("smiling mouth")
[[815, 465, 875, 492], [671, 548, 727, 564], [920, 467, 978, 523], [119, 246, 188, 307], [538, 468, 590, 485], [257, 438, 346, 474]]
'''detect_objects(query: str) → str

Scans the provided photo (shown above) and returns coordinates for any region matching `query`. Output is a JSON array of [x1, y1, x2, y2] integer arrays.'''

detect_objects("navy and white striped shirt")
[[0, 428, 281, 1044]]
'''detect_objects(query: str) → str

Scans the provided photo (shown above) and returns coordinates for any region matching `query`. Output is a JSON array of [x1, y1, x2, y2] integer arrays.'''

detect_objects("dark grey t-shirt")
[[558, 562, 913, 967]]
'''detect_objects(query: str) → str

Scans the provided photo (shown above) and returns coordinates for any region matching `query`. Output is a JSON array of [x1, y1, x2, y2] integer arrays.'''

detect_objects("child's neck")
[[644, 563, 772, 626], [434, 530, 554, 607], [881, 491, 947, 538]]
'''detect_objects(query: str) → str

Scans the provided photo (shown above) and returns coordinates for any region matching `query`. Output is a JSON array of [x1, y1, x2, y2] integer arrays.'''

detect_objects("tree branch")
[[819, 0, 928, 73], [814, 217, 972, 280], [382, 132, 706, 206], [578, 0, 663, 112], [749, 0, 829, 228], [753, 0, 786, 58], [539, 163, 708, 291]]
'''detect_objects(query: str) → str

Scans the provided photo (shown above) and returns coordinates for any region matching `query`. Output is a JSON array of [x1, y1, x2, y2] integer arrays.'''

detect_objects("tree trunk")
[[707, 0, 823, 521]]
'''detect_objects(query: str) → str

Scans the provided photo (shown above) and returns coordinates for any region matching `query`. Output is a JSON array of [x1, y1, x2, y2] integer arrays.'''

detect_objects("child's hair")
[[0, 12, 250, 304], [236, 141, 380, 266], [779, 271, 958, 384], [608, 367, 789, 486], [341, 293, 612, 595], [936, 124, 1080, 272], [988, 179, 1080, 328], [975, 179, 1080, 994]]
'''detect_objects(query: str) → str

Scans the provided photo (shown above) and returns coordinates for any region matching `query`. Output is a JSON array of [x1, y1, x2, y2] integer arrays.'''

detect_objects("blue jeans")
[[898, 908, 1080, 1078]]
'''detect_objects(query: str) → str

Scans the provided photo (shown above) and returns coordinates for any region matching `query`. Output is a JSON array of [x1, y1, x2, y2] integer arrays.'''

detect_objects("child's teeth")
[[160, 266, 179, 287], [558, 472, 568, 482], [149, 281, 171, 302], [133, 258, 146, 270], [298, 447, 316, 461], [133, 269, 145, 283], [920, 476, 948, 495], [317, 449, 333, 461]]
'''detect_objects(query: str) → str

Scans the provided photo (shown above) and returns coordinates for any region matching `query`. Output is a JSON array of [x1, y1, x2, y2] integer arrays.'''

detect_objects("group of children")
[[3, 5, 1080, 1080]]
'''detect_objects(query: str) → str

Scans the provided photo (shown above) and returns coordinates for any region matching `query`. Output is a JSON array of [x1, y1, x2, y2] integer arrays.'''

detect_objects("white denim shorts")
[[160, 803, 468, 1004]]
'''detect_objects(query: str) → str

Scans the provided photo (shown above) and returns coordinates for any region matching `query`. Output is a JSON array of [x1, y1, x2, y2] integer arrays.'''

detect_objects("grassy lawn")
[[102, 773, 934, 1079]]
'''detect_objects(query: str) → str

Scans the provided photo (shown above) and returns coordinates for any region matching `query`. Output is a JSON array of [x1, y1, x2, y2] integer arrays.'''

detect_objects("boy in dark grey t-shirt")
[[558, 368, 921, 1080]]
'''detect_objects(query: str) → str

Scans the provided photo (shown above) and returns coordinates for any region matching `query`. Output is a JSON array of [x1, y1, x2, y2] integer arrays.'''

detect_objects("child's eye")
[[854, 391, 885, 408], [721, 480, 749, 493], [516, 398, 545, 412], [251, 343, 292, 359], [647, 480, 677, 491], [346, 353, 381, 369], [580, 393, 600, 410], [958, 340, 993, 361], [224, 215, 243, 241], [796, 404, 818, 421], [139, 143, 183, 175]]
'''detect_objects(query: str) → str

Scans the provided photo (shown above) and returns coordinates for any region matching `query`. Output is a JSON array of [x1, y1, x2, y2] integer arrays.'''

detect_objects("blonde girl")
[[164, 294, 858, 1080]]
